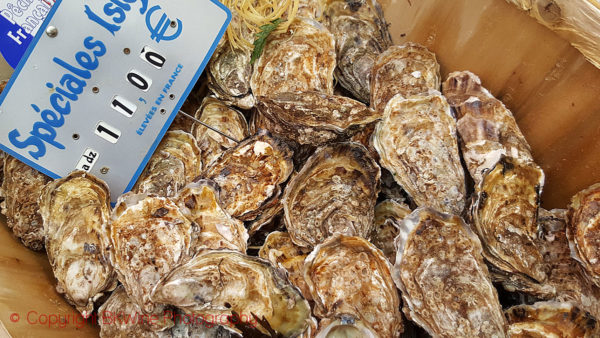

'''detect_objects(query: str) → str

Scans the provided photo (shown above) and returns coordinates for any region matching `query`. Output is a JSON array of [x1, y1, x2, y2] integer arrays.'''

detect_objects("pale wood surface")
[[382, 0, 600, 209]]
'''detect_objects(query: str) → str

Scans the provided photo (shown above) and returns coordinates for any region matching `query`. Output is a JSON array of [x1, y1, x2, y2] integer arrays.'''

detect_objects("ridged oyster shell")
[[304, 234, 403, 337], [255, 91, 380, 146], [39, 171, 117, 317], [472, 156, 547, 283], [251, 18, 336, 98], [393, 207, 507, 337], [370, 43, 440, 112], [174, 180, 248, 253], [192, 98, 249, 173], [109, 194, 193, 314], [204, 132, 293, 221], [372, 91, 466, 214], [324, 0, 392, 103], [283, 142, 380, 247], [134, 131, 201, 197], [208, 42, 255, 110], [0, 155, 51, 250], [505, 301, 597, 337], [152, 250, 313, 337], [259, 231, 313, 300], [442, 71, 534, 185], [369, 200, 411, 264], [567, 183, 600, 288]]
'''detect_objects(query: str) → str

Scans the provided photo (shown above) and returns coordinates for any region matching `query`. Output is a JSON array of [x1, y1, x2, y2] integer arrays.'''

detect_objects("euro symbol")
[[145, 5, 182, 43]]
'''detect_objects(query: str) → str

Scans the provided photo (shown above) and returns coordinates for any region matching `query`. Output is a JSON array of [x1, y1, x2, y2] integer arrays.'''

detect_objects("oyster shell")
[[315, 316, 378, 338], [204, 132, 293, 221], [369, 200, 411, 264], [0, 155, 51, 250], [283, 142, 380, 247], [472, 156, 547, 283], [442, 71, 534, 185], [505, 301, 597, 337], [39, 171, 117, 317], [372, 91, 466, 214], [304, 234, 403, 337], [324, 0, 392, 102], [255, 91, 380, 146], [370, 43, 441, 112], [134, 131, 201, 197], [393, 207, 507, 337], [567, 183, 600, 287], [192, 97, 249, 172], [152, 250, 313, 337], [259, 231, 313, 300], [208, 41, 255, 110], [109, 194, 193, 314], [174, 180, 248, 253], [0, 151, 4, 203], [250, 18, 336, 98]]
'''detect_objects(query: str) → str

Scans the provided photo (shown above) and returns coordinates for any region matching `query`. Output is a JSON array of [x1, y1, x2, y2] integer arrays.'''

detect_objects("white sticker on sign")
[[0, 0, 231, 202], [75, 147, 99, 172]]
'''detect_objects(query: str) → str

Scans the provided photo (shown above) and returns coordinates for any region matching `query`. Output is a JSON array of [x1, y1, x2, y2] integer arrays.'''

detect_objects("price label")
[[0, 0, 231, 202]]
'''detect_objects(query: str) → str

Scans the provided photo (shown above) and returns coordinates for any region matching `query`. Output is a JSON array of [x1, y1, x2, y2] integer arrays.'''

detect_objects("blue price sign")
[[0, 0, 231, 202]]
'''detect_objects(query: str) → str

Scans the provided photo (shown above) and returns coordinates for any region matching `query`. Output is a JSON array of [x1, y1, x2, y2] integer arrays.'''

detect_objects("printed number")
[[111, 95, 137, 117], [95, 121, 121, 144], [140, 46, 166, 69], [127, 69, 152, 91]]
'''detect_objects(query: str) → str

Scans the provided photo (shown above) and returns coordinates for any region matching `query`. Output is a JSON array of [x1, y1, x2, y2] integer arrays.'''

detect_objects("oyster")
[[250, 18, 336, 98], [567, 183, 600, 287], [192, 97, 249, 172], [134, 131, 201, 197], [208, 42, 255, 110], [39, 171, 117, 317], [324, 0, 392, 102], [393, 207, 507, 337], [472, 156, 547, 283], [442, 71, 534, 185], [505, 302, 597, 337], [372, 91, 466, 214], [0, 151, 4, 203], [0, 155, 51, 250], [204, 132, 293, 221], [174, 180, 248, 253], [259, 231, 313, 300], [109, 194, 193, 314], [283, 142, 380, 247], [255, 91, 380, 146], [152, 250, 313, 337], [370, 43, 441, 112], [369, 200, 411, 264], [304, 234, 403, 337], [315, 316, 378, 337]]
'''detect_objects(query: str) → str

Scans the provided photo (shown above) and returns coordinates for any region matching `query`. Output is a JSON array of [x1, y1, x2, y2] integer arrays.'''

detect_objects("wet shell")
[[109, 194, 193, 314], [314, 316, 378, 338], [174, 180, 248, 253], [134, 131, 201, 197], [324, 0, 392, 102], [472, 156, 547, 283], [283, 142, 380, 247], [442, 71, 534, 185], [251, 18, 336, 98], [192, 97, 249, 172], [98, 285, 171, 338], [259, 231, 313, 300], [369, 200, 411, 264], [372, 91, 466, 214], [152, 250, 313, 337], [204, 132, 294, 221], [304, 234, 403, 337], [39, 171, 117, 318], [393, 207, 507, 337], [506, 301, 597, 337], [0, 156, 51, 250], [370, 43, 440, 112], [208, 41, 255, 110], [255, 91, 381, 145], [567, 183, 600, 287]]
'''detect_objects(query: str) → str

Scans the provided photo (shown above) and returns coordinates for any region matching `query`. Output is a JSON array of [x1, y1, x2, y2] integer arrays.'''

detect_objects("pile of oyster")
[[2, 0, 600, 337]]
